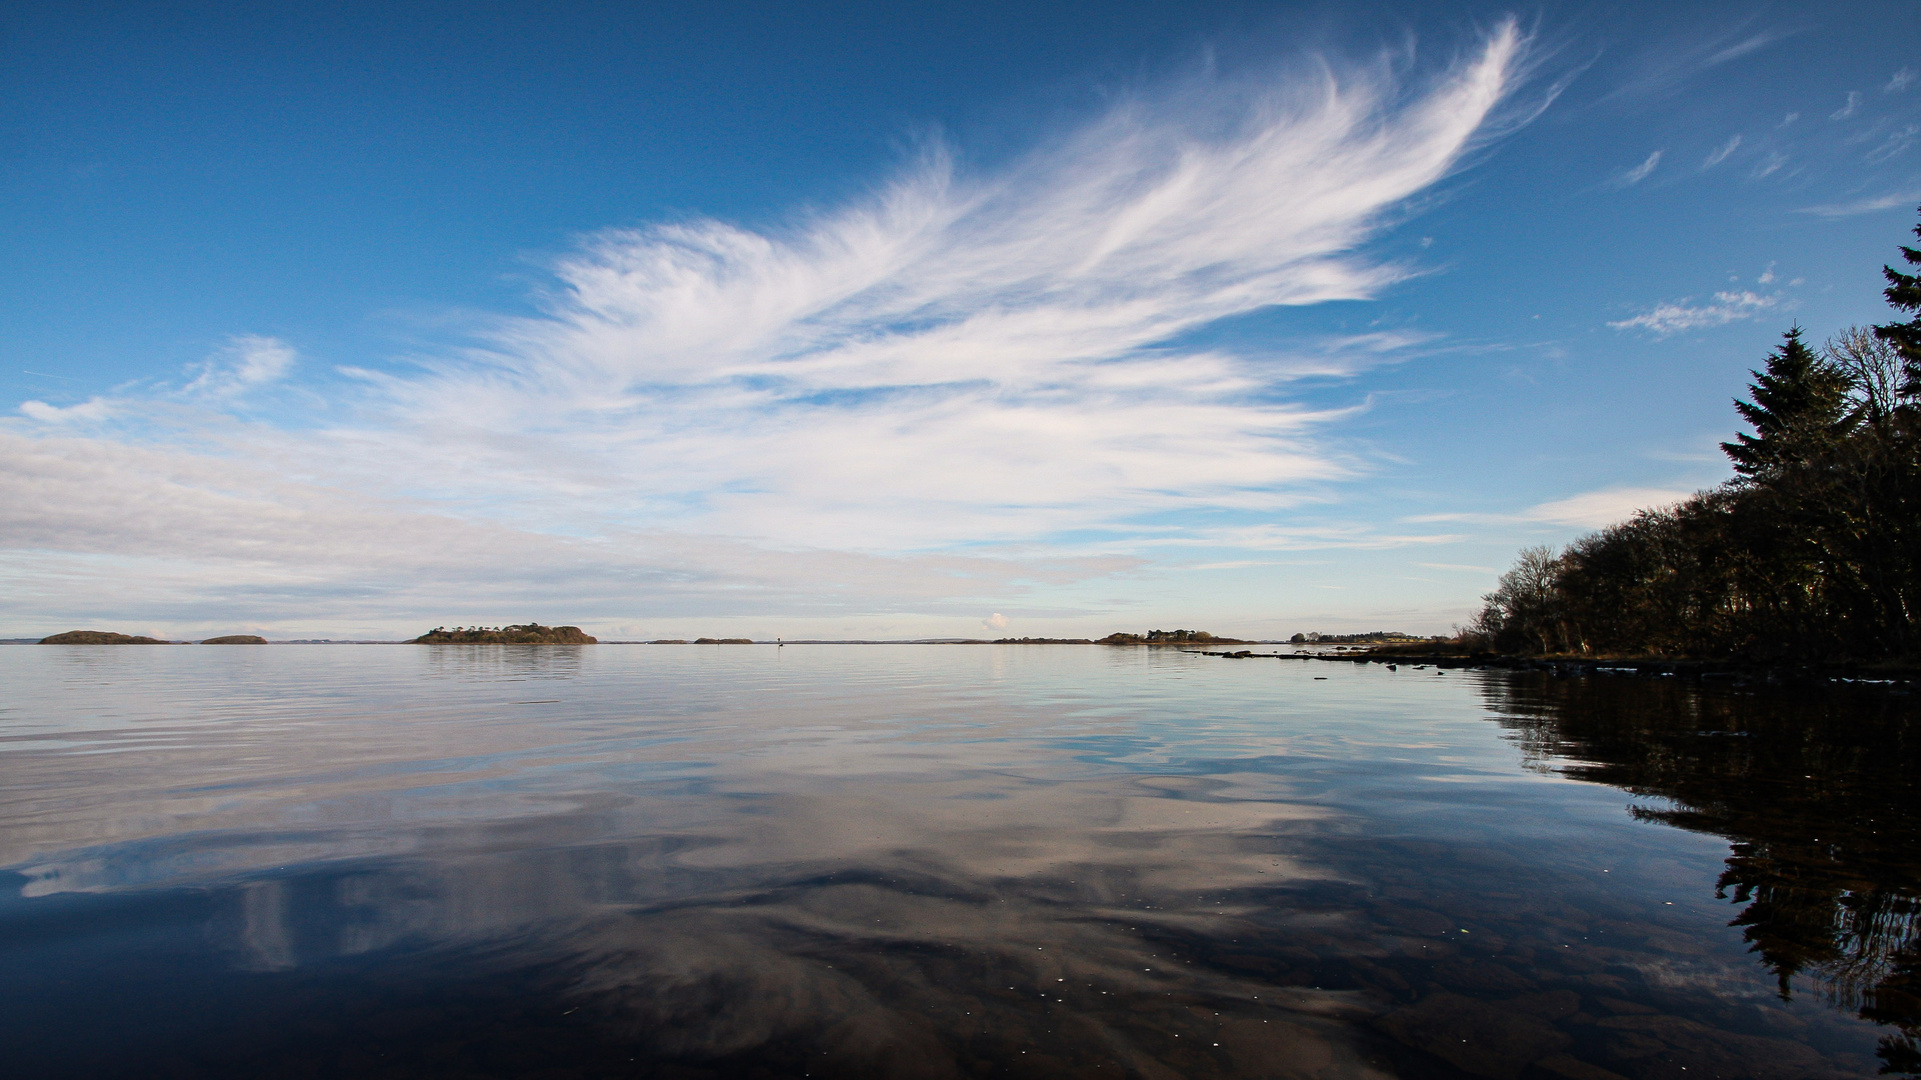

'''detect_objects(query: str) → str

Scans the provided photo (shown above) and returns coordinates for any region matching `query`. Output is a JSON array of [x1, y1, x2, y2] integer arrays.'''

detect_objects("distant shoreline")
[[13, 623, 1434, 647], [8, 636, 1905, 683], [5, 637, 1339, 646], [6, 638, 1305, 645]]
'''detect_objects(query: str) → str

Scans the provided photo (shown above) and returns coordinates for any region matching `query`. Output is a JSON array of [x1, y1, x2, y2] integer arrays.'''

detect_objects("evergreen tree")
[[1873, 205, 1921, 395], [1721, 327, 1853, 481], [1470, 211, 1921, 662]]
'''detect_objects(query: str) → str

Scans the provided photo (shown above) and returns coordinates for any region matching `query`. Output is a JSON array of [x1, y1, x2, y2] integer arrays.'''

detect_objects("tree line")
[[1467, 210, 1921, 661]]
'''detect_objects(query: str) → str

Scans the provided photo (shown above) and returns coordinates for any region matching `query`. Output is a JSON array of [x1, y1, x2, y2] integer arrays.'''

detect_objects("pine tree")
[[1717, 329, 1856, 656], [1873, 206, 1921, 396], [1721, 327, 1853, 480]]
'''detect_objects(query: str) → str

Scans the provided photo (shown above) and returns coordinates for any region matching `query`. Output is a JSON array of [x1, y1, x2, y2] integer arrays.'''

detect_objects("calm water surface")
[[0, 645, 1915, 1079]]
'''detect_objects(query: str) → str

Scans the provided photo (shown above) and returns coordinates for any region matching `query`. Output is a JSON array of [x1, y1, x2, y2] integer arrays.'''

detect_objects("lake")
[[1, 644, 1914, 1079]]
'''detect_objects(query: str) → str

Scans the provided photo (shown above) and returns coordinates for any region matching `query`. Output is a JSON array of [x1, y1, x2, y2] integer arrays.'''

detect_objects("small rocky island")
[[412, 624, 597, 644], [201, 635, 268, 644], [39, 630, 170, 644], [1098, 629, 1250, 645]]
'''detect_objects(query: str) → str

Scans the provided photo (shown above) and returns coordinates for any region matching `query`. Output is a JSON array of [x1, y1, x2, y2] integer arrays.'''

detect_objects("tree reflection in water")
[[1478, 674, 1921, 1075]]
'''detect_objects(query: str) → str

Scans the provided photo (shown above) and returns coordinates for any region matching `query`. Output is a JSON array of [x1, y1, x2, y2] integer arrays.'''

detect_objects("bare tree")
[[1826, 326, 1904, 425], [1473, 545, 1565, 653]]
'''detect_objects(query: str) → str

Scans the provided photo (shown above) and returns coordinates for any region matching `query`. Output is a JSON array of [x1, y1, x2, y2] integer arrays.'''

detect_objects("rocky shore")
[[1188, 647, 1921, 686]]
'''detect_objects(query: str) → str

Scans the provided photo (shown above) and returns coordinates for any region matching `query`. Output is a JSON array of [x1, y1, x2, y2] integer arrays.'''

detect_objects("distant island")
[[1098, 629, 1251, 645], [1288, 631, 1439, 644], [412, 624, 597, 644], [12, 627, 1446, 648]]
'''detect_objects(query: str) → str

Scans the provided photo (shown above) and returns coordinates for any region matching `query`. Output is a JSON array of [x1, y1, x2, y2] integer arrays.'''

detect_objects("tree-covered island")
[[1289, 631, 1437, 644], [38, 631, 171, 644], [412, 624, 597, 644], [1098, 629, 1251, 645]]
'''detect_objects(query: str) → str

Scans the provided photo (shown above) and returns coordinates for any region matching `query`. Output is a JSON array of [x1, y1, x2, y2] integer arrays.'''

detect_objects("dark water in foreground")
[[1, 646, 1915, 1080]]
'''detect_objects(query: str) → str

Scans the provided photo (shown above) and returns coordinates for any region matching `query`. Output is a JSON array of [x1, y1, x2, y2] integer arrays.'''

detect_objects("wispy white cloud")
[[19, 335, 296, 427], [1866, 125, 1918, 164], [1701, 134, 1742, 169], [1406, 486, 1697, 531], [1750, 151, 1787, 179], [1186, 559, 1288, 570], [1612, 150, 1663, 187], [0, 430, 1134, 632], [1138, 522, 1466, 551], [183, 335, 297, 399], [1, 24, 1536, 632], [1603, 21, 1796, 101], [338, 27, 1532, 556], [1703, 30, 1792, 67], [1608, 291, 1777, 335], [17, 397, 113, 423], [1523, 487, 1693, 529], [1888, 68, 1916, 94], [1831, 91, 1862, 120], [1798, 191, 1921, 218]]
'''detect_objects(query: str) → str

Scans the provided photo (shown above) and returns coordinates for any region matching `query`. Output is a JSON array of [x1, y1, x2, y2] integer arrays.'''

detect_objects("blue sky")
[[4, 1, 1919, 640]]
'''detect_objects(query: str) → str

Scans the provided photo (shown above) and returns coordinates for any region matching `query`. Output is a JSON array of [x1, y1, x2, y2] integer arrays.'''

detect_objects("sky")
[[4, 1, 1920, 641]]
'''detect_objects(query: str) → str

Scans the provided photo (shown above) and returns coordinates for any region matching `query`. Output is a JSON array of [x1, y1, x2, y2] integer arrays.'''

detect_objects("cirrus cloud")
[[184, 335, 298, 399], [1611, 150, 1663, 187], [348, 21, 1532, 551], [3, 23, 1536, 634], [1522, 486, 1693, 529]]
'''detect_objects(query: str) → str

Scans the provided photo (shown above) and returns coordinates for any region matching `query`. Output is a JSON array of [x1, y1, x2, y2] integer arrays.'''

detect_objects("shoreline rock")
[[1187, 646, 1921, 686]]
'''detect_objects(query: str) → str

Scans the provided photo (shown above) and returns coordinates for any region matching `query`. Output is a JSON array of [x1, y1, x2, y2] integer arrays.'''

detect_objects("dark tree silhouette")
[[1875, 209, 1921, 395], [1468, 208, 1921, 661], [1722, 327, 1852, 481]]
